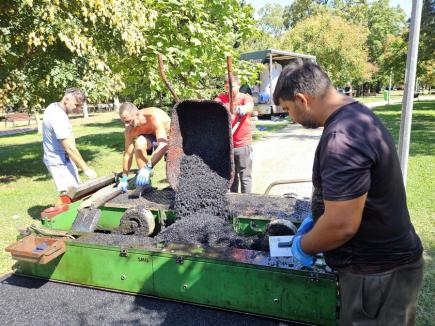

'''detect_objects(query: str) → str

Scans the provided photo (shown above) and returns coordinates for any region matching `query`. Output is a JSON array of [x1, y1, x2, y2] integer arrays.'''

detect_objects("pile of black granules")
[[155, 212, 254, 249], [173, 154, 229, 219]]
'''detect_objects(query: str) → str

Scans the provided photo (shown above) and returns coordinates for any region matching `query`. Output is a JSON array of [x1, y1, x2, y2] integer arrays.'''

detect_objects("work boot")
[[129, 184, 153, 198]]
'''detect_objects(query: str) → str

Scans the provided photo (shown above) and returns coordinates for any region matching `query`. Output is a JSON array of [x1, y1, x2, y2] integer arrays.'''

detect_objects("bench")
[[4, 112, 36, 127]]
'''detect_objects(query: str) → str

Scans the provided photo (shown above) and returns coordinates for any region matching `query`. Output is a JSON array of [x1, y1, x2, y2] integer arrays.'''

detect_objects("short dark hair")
[[273, 58, 332, 104], [119, 102, 138, 115], [64, 88, 87, 104]]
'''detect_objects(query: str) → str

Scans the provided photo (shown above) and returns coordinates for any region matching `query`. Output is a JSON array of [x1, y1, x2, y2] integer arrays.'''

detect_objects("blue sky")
[[245, 0, 412, 18]]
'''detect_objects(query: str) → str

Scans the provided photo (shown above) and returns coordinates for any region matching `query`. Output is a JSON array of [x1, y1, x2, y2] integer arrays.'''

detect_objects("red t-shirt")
[[215, 92, 254, 148]]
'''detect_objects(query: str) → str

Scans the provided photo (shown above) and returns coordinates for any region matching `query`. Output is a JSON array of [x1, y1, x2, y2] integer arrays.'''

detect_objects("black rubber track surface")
[[0, 274, 299, 326]]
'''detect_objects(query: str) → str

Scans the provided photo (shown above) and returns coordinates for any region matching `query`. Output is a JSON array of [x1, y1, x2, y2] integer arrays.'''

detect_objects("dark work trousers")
[[338, 257, 424, 326], [230, 145, 253, 193]]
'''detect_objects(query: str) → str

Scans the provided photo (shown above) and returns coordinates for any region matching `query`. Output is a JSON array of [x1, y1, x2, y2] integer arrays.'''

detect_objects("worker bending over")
[[118, 102, 170, 195], [273, 58, 423, 325], [215, 75, 254, 193]]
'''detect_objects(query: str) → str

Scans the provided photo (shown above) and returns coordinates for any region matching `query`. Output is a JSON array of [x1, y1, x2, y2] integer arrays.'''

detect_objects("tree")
[[279, 12, 370, 86], [256, 4, 286, 37], [282, 0, 329, 29], [0, 0, 256, 112]]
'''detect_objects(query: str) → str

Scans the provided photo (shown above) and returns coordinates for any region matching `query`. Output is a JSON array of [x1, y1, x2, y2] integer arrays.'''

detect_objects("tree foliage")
[[279, 12, 370, 86], [256, 3, 286, 37], [0, 0, 256, 112]]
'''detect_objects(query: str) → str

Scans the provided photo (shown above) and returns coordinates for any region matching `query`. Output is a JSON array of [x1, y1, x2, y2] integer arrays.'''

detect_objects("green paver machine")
[[6, 100, 339, 326]]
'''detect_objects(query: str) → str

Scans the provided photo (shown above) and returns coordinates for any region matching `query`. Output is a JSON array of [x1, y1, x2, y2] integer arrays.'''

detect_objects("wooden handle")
[[157, 53, 180, 103], [226, 55, 234, 113]]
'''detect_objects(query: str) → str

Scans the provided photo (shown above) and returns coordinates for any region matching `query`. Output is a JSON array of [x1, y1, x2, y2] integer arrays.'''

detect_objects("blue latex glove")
[[136, 165, 153, 186], [291, 235, 315, 267], [235, 106, 246, 116], [296, 213, 314, 235], [118, 175, 128, 193]]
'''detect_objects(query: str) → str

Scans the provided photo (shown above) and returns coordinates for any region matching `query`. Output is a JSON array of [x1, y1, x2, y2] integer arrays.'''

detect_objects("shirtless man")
[[118, 102, 171, 195]]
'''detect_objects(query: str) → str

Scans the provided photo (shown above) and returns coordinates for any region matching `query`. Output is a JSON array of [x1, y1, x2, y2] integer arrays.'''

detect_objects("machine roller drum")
[[117, 206, 155, 236]]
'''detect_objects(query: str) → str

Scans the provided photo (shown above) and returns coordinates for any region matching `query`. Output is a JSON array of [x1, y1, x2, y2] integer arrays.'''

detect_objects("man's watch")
[[146, 162, 152, 169]]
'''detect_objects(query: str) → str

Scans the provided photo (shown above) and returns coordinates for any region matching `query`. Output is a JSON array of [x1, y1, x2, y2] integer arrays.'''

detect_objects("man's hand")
[[117, 175, 129, 193], [136, 165, 153, 186], [84, 168, 97, 180], [291, 235, 315, 267], [235, 106, 246, 116], [296, 213, 314, 235]]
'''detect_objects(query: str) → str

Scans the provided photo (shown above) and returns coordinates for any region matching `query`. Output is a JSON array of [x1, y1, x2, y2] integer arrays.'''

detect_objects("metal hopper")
[[166, 100, 234, 191]]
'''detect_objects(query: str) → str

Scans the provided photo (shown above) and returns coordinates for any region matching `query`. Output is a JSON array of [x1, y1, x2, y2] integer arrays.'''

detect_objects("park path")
[[251, 123, 321, 198]]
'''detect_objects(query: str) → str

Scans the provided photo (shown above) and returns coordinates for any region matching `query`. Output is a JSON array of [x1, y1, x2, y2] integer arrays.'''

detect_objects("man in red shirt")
[[215, 76, 254, 193]]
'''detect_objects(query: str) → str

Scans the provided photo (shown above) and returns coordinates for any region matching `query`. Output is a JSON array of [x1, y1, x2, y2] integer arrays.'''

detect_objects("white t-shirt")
[[259, 62, 283, 104], [42, 102, 74, 166]]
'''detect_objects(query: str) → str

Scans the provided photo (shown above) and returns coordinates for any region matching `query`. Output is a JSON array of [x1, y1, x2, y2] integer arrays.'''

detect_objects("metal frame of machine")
[[8, 188, 339, 326]]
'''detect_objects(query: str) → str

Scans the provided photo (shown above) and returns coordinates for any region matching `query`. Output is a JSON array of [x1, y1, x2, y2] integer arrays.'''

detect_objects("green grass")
[[355, 90, 404, 104], [0, 105, 433, 324], [372, 100, 435, 326]]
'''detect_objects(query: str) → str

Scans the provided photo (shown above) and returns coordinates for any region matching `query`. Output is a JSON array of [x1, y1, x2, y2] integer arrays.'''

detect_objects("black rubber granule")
[[155, 212, 254, 249], [174, 154, 229, 219]]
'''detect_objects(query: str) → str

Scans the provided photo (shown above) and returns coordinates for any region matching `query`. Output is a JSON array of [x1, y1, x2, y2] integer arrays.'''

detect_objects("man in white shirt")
[[42, 88, 97, 203]]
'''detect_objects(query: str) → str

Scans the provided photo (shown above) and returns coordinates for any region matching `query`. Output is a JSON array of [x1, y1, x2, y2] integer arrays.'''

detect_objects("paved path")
[[252, 124, 321, 198]]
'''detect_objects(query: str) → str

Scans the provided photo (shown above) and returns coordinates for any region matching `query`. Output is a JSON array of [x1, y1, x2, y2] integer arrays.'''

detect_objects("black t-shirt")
[[312, 101, 422, 273]]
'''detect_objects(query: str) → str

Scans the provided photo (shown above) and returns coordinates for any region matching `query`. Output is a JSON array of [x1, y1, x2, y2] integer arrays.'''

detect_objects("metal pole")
[[269, 52, 273, 114], [398, 0, 423, 187]]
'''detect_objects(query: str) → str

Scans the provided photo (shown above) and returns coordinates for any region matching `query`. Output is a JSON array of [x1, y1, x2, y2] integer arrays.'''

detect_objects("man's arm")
[[238, 94, 254, 114], [60, 138, 91, 172], [301, 193, 367, 254], [122, 130, 135, 176]]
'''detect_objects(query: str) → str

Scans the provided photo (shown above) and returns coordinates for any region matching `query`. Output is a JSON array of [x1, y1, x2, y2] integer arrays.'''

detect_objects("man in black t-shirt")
[[273, 59, 423, 325]]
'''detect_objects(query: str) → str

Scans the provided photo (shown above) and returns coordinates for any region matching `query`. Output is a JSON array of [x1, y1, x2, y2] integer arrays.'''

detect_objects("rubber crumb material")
[[75, 233, 156, 248], [155, 212, 255, 249], [174, 154, 229, 219], [228, 194, 311, 222], [71, 207, 101, 233]]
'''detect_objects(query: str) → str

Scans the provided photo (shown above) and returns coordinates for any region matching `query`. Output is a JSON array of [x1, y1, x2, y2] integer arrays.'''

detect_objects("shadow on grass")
[[27, 205, 48, 220], [0, 128, 124, 183]]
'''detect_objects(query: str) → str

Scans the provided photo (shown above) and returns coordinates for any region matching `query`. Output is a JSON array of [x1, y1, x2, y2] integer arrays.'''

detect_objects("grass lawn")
[[0, 102, 433, 324], [355, 90, 404, 104], [372, 100, 434, 326]]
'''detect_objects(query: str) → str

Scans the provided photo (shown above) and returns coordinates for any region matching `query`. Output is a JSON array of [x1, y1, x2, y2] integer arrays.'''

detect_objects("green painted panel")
[[152, 256, 336, 325], [41, 201, 82, 231], [282, 276, 337, 325], [18, 243, 154, 293], [233, 216, 269, 236], [97, 207, 125, 229]]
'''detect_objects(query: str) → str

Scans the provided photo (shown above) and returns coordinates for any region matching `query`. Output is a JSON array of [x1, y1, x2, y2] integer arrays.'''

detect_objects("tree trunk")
[[114, 96, 120, 111], [35, 112, 42, 134], [83, 102, 89, 119]]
